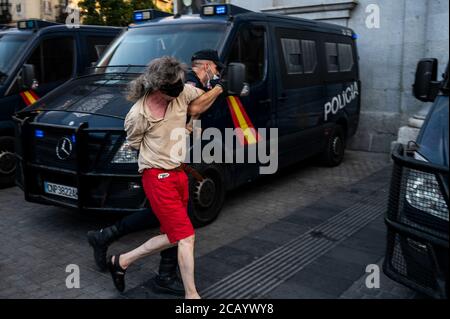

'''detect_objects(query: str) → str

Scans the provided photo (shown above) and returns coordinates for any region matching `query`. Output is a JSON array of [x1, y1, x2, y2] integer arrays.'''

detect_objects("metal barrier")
[[383, 143, 449, 299]]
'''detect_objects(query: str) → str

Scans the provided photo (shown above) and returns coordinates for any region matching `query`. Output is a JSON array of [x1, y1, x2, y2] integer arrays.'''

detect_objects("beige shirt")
[[124, 84, 202, 172]]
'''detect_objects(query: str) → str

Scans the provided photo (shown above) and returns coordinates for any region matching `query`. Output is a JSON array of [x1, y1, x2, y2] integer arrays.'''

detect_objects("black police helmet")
[[191, 49, 225, 71]]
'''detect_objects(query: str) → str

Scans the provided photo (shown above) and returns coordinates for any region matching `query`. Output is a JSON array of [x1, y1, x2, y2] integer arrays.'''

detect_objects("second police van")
[[0, 20, 121, 187], [13, 4, 361, 227]]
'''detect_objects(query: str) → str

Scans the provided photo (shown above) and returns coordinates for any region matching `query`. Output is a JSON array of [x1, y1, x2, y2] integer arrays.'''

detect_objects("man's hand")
[[210, 78, 228, 95]]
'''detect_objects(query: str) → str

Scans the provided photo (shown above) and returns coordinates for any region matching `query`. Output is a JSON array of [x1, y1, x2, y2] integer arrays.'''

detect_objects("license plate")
[[44, 182, 78, 200]]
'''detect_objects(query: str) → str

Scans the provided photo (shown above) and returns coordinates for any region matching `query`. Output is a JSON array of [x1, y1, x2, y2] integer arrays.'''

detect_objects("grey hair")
[[127, 56, 187, 101]]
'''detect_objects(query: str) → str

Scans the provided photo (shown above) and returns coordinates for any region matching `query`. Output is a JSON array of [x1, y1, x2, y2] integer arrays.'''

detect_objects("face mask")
[[160, 80, 184, 98], [206, 65, 220, 88]]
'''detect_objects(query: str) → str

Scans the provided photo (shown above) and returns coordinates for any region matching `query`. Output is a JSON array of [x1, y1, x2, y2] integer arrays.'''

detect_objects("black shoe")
[[107, 254, 126, 293], [152, 274, 185, 296], [87, 225, 119, 272]]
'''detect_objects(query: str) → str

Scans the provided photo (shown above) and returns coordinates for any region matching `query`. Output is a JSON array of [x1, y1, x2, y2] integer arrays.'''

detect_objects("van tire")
[[188, 164, 226, 228], [0, 136, 16, 189], [319, 125, 346, 167]]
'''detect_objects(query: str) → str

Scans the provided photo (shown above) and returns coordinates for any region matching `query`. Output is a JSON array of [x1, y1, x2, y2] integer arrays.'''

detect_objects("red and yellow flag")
[[20, 90, 39, 106], [226, 96, 262, 146]]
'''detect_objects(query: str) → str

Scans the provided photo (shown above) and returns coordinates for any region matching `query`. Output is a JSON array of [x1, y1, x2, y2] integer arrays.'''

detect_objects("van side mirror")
[[226, 63, 246, 96], [95, 45, 107, 60], [19, 64, 38, 90], [413, 58, 440, 102]]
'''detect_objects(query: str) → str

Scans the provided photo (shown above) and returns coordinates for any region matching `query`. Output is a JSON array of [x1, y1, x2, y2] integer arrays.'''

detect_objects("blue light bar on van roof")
[[201, 4, 251, 17], [17, 20, 59, 30], [132, 9, 172, 23], [215, 5, 228, 15]]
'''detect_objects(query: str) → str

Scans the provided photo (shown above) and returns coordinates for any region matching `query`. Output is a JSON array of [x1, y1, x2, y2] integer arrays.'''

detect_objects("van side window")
[[276, 28, 321, 89], [26, 37, 75, 85], [281, 38, 317, 75], [325, 43, 339, 73], [338, 43, 354, 72], [325, 42, 354, 73], [228, 25, 266, 84]]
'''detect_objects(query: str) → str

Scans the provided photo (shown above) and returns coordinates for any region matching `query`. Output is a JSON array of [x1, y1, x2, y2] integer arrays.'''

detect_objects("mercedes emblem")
[[56, 137, 73, 160]]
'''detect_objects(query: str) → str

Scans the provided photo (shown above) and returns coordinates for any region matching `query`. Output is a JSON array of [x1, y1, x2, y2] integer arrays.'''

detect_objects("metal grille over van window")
[[325, 42, 339, 73], [281, 38, 303, 74], [302, 40, 318, 74], [338, 43, 354, 72], [26, 37, 75, 85], [326, 42, 354, 73], [281, 38, 317, 75]]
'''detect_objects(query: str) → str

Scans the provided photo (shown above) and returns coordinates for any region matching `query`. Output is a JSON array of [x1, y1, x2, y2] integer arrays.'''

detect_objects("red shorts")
[[142, 168, 194, 244]]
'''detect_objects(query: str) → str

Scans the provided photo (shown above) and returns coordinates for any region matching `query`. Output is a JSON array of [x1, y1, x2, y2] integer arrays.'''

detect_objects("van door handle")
[[259, 99, 272, 105]]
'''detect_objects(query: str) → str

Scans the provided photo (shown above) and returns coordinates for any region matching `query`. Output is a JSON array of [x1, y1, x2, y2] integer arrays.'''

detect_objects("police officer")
[[186, 50, 224, 133], [187, 49, 225, 92], [87, 49, 225, 296]]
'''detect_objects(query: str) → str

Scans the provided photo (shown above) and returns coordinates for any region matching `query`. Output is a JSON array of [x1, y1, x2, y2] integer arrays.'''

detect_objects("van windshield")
[[0, 34, 31, 84], [95, 23, 227, 73]]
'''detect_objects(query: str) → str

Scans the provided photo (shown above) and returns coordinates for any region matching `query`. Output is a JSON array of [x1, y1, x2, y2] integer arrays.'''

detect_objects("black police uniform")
[[186, 70, 208, 92]]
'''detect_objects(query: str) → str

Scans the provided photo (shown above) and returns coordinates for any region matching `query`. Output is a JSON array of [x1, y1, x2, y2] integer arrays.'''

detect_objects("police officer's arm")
[[188, 85, 223, 117]]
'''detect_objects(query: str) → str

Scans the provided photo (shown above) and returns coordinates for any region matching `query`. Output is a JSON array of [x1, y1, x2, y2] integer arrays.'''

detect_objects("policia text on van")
[[0, 20, 121, 187], [13, 4, 361, 227]]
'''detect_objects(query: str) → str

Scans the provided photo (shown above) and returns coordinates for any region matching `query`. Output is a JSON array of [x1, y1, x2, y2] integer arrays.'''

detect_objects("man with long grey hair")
[[106, 56, 224, 299], [87, 50, 225, 297]]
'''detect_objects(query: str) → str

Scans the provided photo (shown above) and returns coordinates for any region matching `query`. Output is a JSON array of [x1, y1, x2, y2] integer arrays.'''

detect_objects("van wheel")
[[0, 137, 16, 189], [319, 126, 346, 167], [188, 164, 226, 228]]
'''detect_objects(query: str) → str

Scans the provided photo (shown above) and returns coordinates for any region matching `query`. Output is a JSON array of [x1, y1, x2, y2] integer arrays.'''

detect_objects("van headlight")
[[111, 141, 138, 164], [405, 170, 449, 221]]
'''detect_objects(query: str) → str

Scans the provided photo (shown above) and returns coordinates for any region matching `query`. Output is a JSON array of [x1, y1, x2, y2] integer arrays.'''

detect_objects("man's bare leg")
[[177, 235, 200, 299], [115, 234, 175, 269]]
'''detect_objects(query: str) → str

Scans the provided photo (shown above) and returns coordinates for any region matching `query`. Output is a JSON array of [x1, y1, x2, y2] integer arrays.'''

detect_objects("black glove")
[[210, 78, 228, 95]]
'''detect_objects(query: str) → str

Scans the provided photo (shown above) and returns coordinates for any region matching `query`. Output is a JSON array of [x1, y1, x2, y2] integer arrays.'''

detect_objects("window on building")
[[43, 0, 52, 15], [16, 3, 22, 15], [228, 24, 266, 84], [26, 37, 75, 85]]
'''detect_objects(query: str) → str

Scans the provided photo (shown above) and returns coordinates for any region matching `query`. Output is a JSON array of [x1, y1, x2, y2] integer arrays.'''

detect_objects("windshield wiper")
[[84, 65, 148, 76]]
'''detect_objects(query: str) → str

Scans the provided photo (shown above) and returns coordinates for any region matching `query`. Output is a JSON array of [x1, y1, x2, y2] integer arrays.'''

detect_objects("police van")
[[0, 20, 121, 187], [13, 4, 361, 227], [384, 59, 449, 299]]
